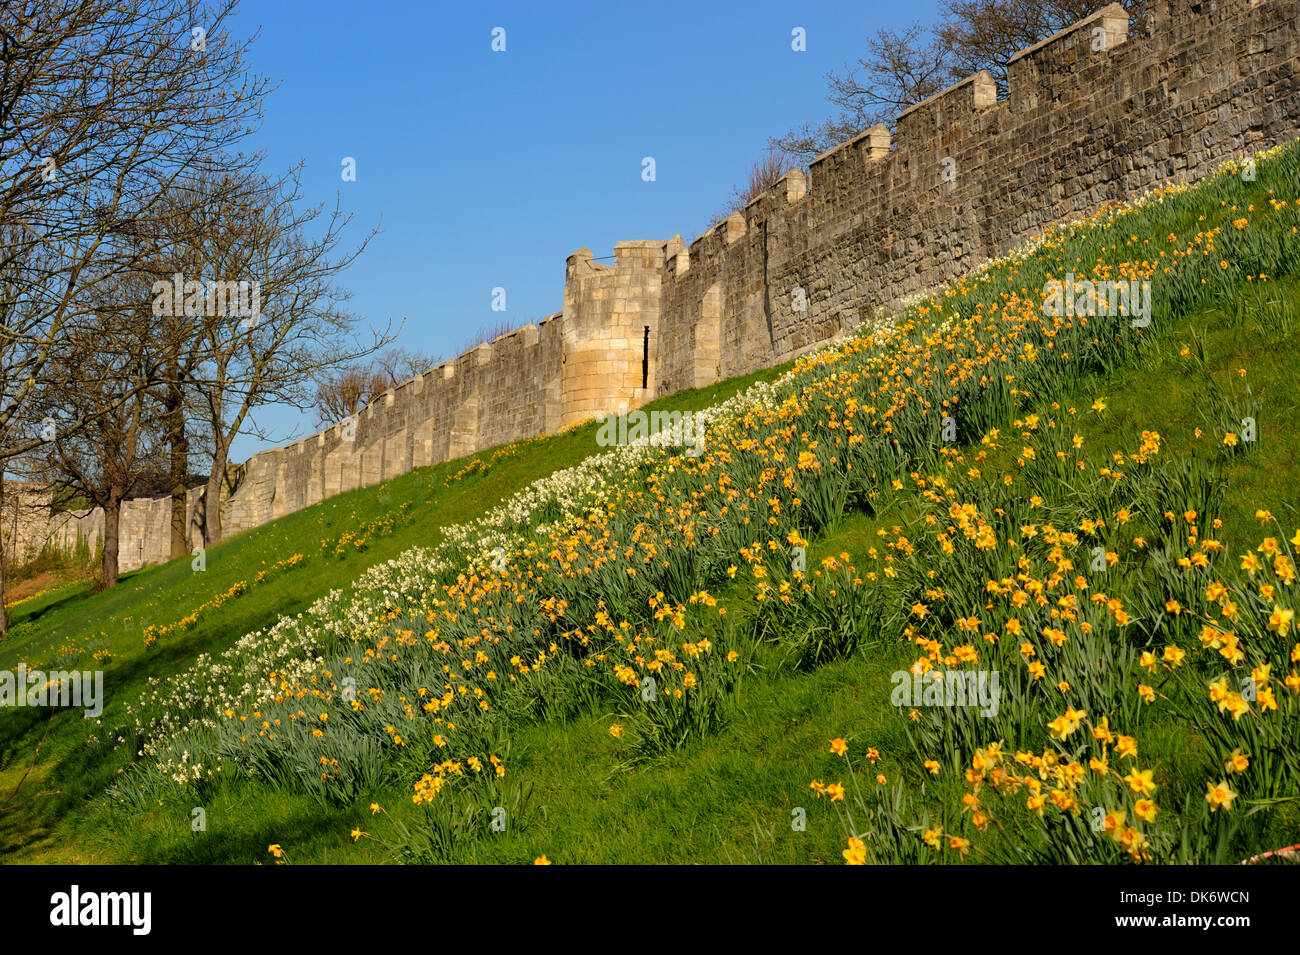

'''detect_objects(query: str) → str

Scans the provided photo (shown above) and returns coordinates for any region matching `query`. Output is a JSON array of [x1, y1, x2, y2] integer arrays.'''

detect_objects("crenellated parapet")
[[654, 0, 1298, 396], [227, 311, 565, 538], [560, 241, 666, 426]]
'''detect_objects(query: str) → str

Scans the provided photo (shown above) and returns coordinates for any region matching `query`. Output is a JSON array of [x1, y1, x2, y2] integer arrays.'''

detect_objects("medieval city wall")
[[5, 0, 1297, 576]]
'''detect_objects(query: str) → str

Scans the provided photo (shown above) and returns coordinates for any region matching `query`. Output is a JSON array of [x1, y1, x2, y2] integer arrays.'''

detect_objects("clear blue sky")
[[230, 0, 943, 459]]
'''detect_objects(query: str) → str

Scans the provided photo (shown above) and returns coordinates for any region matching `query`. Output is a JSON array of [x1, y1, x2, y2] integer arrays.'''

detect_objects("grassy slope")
[[449, 276, 1300, 865], [0, 363, 793, 861], [3, 150, 1298, 865], [60, 271, 1299, 866]]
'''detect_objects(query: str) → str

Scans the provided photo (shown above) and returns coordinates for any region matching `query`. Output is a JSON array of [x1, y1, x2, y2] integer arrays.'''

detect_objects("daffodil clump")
[[140, 553, 304, 649], [817, 396, 1300, 863]]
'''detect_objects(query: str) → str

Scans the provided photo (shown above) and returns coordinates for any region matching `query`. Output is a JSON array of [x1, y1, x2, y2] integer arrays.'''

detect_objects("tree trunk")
[[166, 365, 189, 560], [102, 493, 122, 589], [204, 458, 225, 546], [0, 477, 8, 637]]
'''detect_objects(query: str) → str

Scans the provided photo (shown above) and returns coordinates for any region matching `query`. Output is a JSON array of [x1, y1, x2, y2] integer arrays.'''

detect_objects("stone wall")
[[223, 314, 565, 536], [5, 0, 1298, 575], [561, 242, 666, 426], [1, 481, 206, 572]]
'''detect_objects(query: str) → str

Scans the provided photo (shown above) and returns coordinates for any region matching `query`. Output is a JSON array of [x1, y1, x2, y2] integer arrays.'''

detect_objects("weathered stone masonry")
[[5, 0, 1298, 573]]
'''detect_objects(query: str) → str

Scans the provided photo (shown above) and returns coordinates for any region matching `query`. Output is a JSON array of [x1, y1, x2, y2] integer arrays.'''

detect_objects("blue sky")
[[229, 0, 943, 459]]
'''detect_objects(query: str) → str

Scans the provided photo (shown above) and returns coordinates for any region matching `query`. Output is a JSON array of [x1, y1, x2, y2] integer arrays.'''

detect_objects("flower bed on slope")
[[115, 142, 1300, 863]]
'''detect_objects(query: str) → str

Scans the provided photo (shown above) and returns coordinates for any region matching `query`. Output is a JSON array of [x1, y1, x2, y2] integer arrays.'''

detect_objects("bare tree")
[[313, 362, 392, 426], [313, 347, 441, 426], [710, 148, 798, 227], [23, 275, 165, 589], [129, 171, 254, 559], [0, 466, 9, 633], [178, 162, 391, 543], [769, 1, 1145, 164], [373, 346, 439, 385], [0, 0, 268, 624], [936, 0, 1144, 94], [0, 0, 267, 464], [455, 320, 519, 356], [772, 24, 954, 163]]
